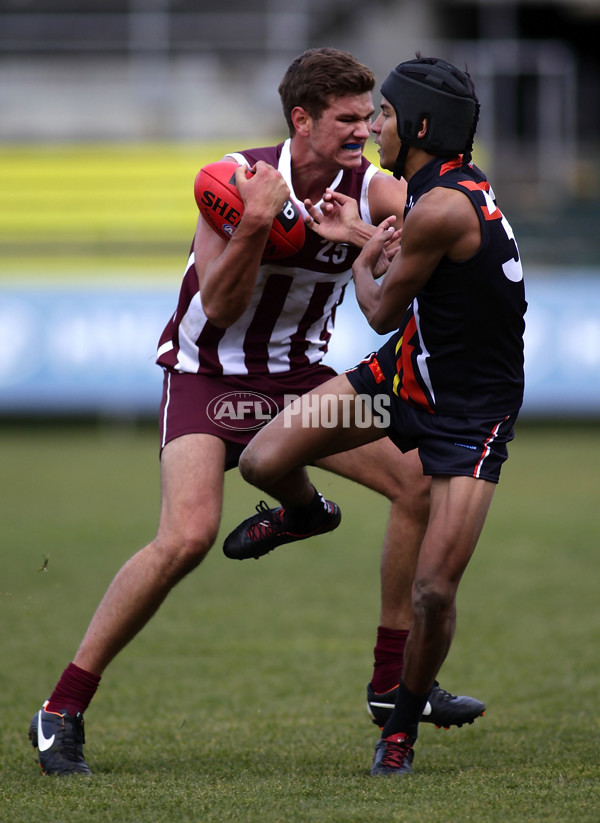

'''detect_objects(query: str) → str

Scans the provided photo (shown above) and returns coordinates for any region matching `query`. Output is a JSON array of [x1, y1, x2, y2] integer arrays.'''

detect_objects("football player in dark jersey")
[[226, 57, 526, 777]]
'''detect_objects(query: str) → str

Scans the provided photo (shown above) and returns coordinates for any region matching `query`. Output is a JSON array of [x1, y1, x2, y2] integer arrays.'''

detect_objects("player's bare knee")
[[173, 537, 213, 577], [238, 445, 259, 485], [386, 459, 430, 510], [156, 524, 218, 577], [239, 443, 278, 488], [411, 579, 454, 625], [182, 531, 216, 566], [400, 472, 430, 517]]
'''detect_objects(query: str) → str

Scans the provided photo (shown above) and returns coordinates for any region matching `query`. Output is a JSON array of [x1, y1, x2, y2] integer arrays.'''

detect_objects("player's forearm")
[[353, 258, 412, 334], [200, 217, 271, 328], [347, 220, 379, 248], [352, 261, 389, 333]]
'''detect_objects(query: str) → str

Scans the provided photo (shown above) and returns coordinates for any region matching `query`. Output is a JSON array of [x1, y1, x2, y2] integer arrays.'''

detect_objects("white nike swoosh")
[[371, 699, 433, 715], [37, 710, 56, 752]]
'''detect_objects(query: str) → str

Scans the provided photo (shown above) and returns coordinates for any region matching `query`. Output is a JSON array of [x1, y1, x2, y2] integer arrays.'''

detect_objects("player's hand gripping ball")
[[194, 161, 305, 259]]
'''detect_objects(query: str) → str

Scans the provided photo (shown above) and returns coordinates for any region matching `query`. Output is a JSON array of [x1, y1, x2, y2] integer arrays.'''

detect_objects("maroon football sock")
[[371, 626, 409, 693], [45, 662, 101, 716]]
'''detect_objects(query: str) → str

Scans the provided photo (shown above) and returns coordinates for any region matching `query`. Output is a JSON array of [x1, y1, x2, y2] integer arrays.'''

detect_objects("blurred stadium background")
[[1, 0, 600, 418]]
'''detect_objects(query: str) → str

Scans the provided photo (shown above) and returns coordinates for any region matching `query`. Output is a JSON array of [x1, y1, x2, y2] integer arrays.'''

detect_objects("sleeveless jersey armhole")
[[360, 164, 379, 225]]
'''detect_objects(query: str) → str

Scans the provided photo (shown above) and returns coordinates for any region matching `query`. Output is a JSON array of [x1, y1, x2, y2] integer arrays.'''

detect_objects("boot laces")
[[431, 681, 453, 703], [246, 501, 286, 542], [58, 713, 86, 760], [381, 735, 413, 769]]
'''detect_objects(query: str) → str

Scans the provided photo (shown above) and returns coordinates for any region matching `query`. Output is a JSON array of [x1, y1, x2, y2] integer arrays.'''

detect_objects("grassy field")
[[1, 421, 599, 822], [2, 140, 599, 819]]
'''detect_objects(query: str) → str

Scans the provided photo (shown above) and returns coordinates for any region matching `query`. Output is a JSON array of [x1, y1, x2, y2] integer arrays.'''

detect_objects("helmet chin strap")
[[392, 143, 409, 180]]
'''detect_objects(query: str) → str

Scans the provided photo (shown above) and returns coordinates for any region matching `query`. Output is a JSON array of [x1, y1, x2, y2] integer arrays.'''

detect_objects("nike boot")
[[29, 701, 92, 775]]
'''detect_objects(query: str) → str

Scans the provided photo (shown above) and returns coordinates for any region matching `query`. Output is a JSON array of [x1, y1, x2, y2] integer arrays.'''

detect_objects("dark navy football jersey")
[[391, 156, 526, 417]]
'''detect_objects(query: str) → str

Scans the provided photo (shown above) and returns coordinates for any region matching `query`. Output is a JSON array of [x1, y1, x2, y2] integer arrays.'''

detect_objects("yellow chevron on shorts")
[[393, 335, 403, 395]]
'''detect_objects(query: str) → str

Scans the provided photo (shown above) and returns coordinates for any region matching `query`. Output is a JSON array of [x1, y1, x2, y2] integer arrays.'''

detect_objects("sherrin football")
[[194, 161, 305, 260]]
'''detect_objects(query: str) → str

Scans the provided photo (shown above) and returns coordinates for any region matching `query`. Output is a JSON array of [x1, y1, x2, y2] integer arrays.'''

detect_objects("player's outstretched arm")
[[353, 189, 474, 333], [304, 188, 398, 249]]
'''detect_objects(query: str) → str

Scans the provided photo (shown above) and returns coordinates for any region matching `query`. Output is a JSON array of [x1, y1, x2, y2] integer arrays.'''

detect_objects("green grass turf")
[[1, 421, 599, 821]]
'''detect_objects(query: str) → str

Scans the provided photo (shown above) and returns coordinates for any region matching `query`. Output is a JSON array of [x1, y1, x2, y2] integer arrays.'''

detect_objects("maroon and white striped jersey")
[[156, 139, 378, 376]]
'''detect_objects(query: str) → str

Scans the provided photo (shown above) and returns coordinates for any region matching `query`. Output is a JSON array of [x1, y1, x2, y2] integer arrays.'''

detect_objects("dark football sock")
[[381, 679, 429, 741], [371, 626, 409, 693], [284, 488, 330, 532], [46, 662, 101, 716]]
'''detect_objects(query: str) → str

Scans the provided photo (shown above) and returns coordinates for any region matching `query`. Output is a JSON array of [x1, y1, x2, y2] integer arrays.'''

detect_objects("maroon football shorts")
[[158, 364, 337, 469]]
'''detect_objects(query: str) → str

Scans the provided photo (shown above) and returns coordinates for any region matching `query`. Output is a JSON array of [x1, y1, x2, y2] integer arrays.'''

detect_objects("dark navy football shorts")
[[159, 364, 337, 469], [346, 353, 518, 484]]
